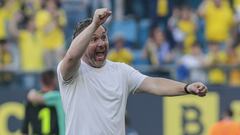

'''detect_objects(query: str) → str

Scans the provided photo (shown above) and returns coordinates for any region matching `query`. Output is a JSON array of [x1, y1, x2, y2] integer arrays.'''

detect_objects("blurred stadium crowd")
[[1, 0, 240, 90]]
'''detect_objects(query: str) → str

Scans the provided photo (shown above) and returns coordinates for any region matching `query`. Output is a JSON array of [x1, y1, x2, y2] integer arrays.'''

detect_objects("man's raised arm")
[[60, 8, 111, 81]]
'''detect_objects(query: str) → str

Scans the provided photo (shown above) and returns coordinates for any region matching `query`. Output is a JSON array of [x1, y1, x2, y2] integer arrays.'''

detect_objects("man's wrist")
[[184, 83, 190, 94], [90, 22, 99, 30]]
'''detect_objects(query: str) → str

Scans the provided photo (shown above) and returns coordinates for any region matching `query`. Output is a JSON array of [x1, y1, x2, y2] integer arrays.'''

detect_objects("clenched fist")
[[186, 82, 208, 97], [93, 8, 112, 26]]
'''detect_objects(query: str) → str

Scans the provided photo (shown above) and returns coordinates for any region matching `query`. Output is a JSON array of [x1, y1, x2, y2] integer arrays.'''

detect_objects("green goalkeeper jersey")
[[43, 91, 65, 135]]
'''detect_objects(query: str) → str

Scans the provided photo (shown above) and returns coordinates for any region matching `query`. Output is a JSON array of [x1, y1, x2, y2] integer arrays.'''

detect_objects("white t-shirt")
[[57, 60, 146, 135]]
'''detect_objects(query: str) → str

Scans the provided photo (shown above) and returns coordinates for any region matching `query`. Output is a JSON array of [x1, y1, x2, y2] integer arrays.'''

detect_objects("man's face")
[[83, 26, 109, 68]]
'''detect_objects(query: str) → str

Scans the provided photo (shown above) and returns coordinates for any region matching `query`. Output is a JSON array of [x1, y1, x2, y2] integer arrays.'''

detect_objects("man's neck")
[[82, 57, 106, 68]]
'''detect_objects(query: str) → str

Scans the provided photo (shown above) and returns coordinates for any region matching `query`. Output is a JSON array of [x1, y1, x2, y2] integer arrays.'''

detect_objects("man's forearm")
[[150, 78, 187, 96], [66, 23, 98, 59], [61, 23, 98, 80], [138, 77, 207, 97], [138, 77, 187, 96]]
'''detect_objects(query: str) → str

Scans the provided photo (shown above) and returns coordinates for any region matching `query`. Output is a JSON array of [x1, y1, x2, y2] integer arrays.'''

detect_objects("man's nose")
[[97, 39, 105, 47]]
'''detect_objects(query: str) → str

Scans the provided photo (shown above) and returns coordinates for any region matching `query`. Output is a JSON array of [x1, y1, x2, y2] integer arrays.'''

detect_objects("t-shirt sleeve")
[[57, 61, 65, 84], [43, 91, 60, 106], [57, 60, 79, 85], [122, 64, 147, 94]]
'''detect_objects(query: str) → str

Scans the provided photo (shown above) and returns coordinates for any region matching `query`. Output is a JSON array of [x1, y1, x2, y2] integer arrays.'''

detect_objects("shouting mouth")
[[95, 51, 106, 61]]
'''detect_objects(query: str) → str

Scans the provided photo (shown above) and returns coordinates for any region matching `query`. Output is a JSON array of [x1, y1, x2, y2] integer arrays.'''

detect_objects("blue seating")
[[138, 19, 150, 49], [109, 19, 137, 45], [63, 1, 88, 46], [132, 49, 149, 66]]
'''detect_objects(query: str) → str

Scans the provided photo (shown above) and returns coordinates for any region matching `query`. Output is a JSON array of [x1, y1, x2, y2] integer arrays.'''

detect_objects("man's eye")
[[101, 35, 106, 40], [91, 37, 98, 42]]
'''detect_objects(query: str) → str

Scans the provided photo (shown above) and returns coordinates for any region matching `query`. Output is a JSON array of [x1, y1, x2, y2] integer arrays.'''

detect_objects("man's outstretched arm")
[[137, 77, 207, 97], [60, 8, 111, 81]]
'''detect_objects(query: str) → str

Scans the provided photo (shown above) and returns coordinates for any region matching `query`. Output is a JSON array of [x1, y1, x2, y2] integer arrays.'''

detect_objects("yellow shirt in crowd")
[[229, 45, 240, 86], [177, 19, 196, 53], [4, 0, 20, 19], [157, 0, 168, 17], [0, 0, 21, 39], [19, 30, 44, 72], [0, 48, 12, 67], [207, 51, 227, 84], [234, 0, 240, 9], [108, 48, 133, 65], [204, 1, 233, 42], [35, 9, 66, 50], [0, 9, 7, 39]]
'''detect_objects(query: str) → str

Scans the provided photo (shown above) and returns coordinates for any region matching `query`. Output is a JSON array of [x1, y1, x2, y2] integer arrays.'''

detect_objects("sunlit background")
[[0, 0, 240, 135]]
